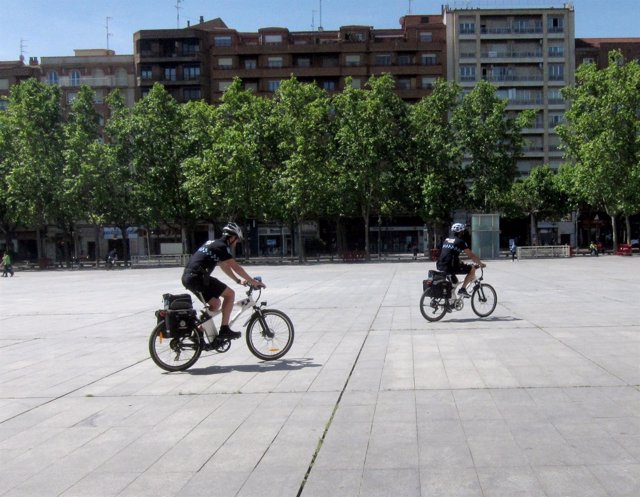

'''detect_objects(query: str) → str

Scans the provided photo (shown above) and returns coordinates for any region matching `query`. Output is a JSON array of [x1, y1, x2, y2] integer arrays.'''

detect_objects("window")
[[244, 82, 258, 92], [296, 58, 311, 67], [0, 78, 9, 90], [422, 77, 436, 89], [267, 80, 281, 92], [549, 113, 563, 127], [164, 67, 177, 81], [419, 32, 433, 42], [322, 57, 338, 67], [264, 34, 283, 44], [421, 53, 437, 65], [549, 63, 564, 81], [67, 92, 77, 103], [0, 99, 8, 111], [184, 87, 201, 100], [214, 36, 232, 47], [397, 54, 412, 66], [70, 70, 81, 86], [344, 31, 365, 42], [218, 58, 233, 69], [184, 65, 200, 80], [218, 81, 233, 92], [322, 81, 336, 91], [396, 78, 411, 90], [182, 39, 199, 55], [460, 22, 475, 34], [582, 57, 595, 65], [548, 16, 564, 32], [460, 65, 476, 81], [47, 71, 59, 85], [375, 54, 392, 66], [345, 54, 361, 66], [139, 40, 152, 55], [244, 59, 257, 69], [115, 68, 128, 86], [267, 56, 283, 68], [548, 46, 564, 57], [141, 66, 152, 80], [94, 89, 104, 104], [140, 66, 153, 79], [548, 88, 563, 103], [349, 78, 361, 89]]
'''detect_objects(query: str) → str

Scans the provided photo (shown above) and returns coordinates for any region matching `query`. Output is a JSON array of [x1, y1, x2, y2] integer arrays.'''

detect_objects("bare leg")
[[462, 267, 476, 289], [219, 287, 235, 326]]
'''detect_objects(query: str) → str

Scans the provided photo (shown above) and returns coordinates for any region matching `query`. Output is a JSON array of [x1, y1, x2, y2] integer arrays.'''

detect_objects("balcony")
[[480, 50, 542, 59], [55, 75, 130, 88], [483, 74, 543, 83]]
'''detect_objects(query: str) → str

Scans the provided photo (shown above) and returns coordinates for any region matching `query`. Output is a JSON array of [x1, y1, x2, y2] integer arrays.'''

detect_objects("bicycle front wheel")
[[471, 283, 497, 317], [149, 321, 203, 372], [246, 309, 294, 361], [419, 291, 448, 322]]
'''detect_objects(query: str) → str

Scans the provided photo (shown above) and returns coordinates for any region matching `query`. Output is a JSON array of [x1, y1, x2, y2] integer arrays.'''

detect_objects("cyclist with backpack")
[[436, 223, 485, 298], [181, 222, 265, 340]]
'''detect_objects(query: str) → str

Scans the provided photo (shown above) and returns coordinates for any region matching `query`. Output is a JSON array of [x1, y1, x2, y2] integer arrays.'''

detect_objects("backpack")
[[422, 270, 450, 298]]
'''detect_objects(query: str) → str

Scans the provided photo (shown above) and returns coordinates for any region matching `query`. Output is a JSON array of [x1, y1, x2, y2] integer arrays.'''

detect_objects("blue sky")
[[1, 0, 639, 61]]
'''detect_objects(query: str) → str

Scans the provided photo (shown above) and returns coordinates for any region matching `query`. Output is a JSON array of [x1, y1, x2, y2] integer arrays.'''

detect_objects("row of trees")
[[1, 51, 638, 261]]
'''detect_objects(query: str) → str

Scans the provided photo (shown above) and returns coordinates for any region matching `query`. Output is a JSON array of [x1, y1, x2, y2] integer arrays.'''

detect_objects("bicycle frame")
[[197, 286, 265, 336]]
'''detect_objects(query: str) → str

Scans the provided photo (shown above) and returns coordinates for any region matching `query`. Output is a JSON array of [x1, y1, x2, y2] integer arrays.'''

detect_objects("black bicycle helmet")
[[451, 222, 466, 234], [222, 222, 244, 241]]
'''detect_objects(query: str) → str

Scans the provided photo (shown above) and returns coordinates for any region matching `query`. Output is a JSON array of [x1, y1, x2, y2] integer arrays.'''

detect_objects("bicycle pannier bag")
[[165, 308, 197, 336], [163, 293, 193, 310]]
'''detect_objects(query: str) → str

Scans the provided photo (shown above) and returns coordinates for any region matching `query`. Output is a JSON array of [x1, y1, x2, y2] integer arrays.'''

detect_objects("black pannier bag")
[[158, 293, 197, 337], [163, 293, 193, 310], [165, 308, 197, 336], [423, 270, 449, 299]]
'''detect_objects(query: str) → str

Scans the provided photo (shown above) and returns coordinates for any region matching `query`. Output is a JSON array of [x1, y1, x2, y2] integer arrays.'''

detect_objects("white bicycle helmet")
[[451, 223, 466, 234], [222, 222, 244, 241]]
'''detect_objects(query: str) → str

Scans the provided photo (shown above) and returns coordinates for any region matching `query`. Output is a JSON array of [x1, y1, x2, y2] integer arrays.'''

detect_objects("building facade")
[[134, 15, 446, 104], [575, 37, 640, 68], [0, 57, 41, 109], [444, 5, 576, 176]]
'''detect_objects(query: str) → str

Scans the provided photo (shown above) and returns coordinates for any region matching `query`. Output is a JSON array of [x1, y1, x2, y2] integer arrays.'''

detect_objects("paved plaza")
[[0, 256, 639, 497]]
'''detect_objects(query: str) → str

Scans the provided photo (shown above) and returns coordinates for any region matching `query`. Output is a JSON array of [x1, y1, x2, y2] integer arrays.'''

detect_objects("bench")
[[615, 244, 632, 256]]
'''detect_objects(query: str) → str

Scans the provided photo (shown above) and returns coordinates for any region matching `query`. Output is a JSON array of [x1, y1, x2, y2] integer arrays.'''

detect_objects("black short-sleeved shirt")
[[436, 236, 469, 273], [184, 239, 232, 276]]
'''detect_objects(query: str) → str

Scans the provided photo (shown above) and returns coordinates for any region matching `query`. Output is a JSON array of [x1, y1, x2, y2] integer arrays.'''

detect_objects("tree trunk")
[[94, 224, 101, 264], [625, 215, 631, 245], [610, 214, 618, 251], [362, 206, 371, 261], [181, 225, 188, 255], [530, 212, 538, 245], [297, 217, 305, 263]]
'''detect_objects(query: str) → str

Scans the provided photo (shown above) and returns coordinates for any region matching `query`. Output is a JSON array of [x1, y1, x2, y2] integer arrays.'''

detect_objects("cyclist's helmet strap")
[[222, 222, 244, 241]]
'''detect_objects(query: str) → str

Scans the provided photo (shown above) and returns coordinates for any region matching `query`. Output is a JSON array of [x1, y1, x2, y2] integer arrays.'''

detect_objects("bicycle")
[[419, 265, 497, 322], [149, 277, 294, 372]]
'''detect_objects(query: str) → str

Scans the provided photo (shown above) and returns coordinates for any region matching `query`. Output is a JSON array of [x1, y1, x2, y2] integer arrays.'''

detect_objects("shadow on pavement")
[[185, 357, 322, 375]]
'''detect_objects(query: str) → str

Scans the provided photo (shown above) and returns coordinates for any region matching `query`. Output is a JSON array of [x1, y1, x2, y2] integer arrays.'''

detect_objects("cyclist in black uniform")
[[436, 223, 485, 298], [182, 222, 265, 340]]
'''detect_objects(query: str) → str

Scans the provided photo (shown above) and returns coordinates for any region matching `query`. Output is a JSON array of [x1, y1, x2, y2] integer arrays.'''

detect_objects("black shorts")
[[452, 262, 473, 275], [181, 272, 227, 303]]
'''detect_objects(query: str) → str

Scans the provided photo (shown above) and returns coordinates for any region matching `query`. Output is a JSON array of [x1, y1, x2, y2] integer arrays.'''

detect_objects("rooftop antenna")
[[311, 9, 316, 31], [20, 38, 27, 61], [105, 17, 113, 50], [176, 0, 184, 28], [318, 0, 323, 31], [408, 0, 413, 14]]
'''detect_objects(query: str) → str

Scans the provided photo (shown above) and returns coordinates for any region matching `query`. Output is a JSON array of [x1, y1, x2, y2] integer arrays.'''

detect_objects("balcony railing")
[[483, 74, 543, 82], [481, 50, 542, 58]]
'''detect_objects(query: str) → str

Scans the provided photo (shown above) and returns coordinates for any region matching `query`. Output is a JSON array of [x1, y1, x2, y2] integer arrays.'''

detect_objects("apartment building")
[[576, 37, 640, 68], [0, 57, 41, 109], [444, 4, 575, 175], [40, 49, 135, 134], [134, 14, 446, 104]]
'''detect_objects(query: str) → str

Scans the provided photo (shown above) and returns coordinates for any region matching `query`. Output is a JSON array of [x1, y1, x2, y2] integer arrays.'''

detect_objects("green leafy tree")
[[452, 80, 533, 212], [507, 165, 570, 245], [409, 79, 465, 246], [183, 79, 272, 241], [0, 102, 20, 252], [4, 79, 64, 259], [333, 74, 409, 258], [557, 51, 640, 248], [128, 83, 197, 253], [270, 77, 335, 261], [57, 85, 101, 264]]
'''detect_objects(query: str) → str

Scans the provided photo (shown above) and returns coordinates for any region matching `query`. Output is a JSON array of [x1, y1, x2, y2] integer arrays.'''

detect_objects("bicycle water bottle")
[[200, 316, 217, 342]]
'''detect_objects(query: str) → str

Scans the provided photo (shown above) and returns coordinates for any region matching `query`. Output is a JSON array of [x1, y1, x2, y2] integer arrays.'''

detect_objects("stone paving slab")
[[1, 256, 639, 496]]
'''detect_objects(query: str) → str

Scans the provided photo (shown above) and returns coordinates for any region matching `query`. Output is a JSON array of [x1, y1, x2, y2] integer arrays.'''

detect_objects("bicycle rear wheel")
[[471, 283, 497, 317], [149, 321, 203, 372], [246, 309, 294, 361], [419, 291, 448, 322]]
